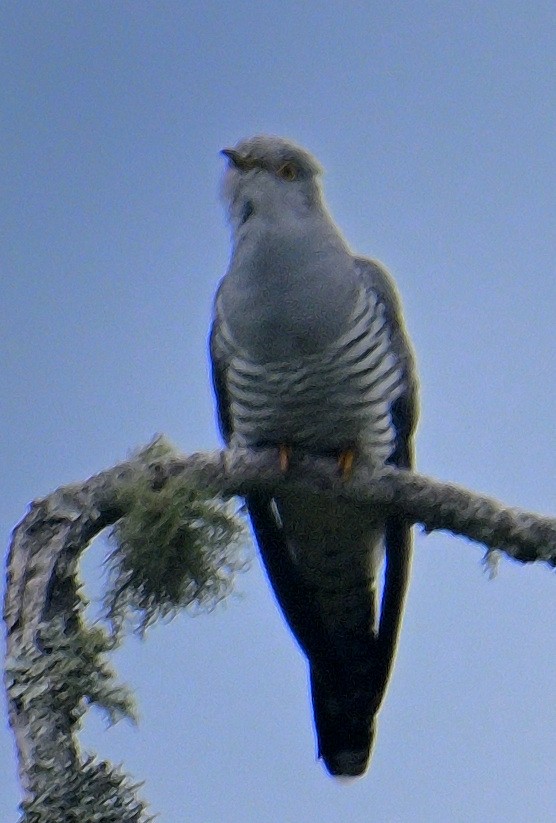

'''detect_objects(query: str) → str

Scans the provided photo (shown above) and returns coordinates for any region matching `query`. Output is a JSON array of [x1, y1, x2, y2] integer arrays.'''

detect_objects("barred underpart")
[[216, 284, 405, 464]]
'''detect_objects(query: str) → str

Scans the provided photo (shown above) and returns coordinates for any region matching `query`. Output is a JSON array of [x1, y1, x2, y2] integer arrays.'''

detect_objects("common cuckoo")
[[210, 135, 418, 778]]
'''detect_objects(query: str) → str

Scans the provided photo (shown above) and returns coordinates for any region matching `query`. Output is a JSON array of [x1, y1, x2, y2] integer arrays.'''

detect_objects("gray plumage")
[[210, 135, 418, 778]]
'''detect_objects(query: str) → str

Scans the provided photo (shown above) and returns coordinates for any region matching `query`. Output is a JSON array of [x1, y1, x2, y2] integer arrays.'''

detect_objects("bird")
[[209, 135, 418, 778]]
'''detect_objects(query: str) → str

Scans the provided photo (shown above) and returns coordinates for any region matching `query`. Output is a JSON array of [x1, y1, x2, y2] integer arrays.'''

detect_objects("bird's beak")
[[221, 148, 249, 170]]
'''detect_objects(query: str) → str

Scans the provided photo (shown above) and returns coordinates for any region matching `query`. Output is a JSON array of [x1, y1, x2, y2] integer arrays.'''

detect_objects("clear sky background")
[[2, 3, 555, 822]]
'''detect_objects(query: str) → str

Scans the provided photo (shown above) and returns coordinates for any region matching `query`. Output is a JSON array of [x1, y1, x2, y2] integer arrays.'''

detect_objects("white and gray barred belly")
[[219, 285, 405, 465], [216, 285, 405, 634]]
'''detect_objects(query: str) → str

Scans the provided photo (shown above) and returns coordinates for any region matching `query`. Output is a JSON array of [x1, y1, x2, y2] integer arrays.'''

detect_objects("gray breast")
[[217, 286, 404, 463]]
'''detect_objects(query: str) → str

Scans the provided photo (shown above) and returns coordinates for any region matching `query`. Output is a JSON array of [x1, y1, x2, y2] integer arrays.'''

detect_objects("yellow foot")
[[278, 445, 292, 472], [338, 449, 356, 479]]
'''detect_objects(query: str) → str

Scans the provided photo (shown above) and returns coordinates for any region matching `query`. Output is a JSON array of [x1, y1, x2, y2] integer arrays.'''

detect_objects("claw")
[[279, 445, 292, 472], [338, 449, 355, 479]]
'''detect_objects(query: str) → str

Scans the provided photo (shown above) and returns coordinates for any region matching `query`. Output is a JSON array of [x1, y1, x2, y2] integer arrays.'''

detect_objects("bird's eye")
[[277, 162, 299, 182]]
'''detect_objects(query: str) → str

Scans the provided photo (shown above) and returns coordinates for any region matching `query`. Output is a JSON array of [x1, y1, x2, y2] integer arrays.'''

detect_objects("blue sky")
[[2, 3, 555, 821]]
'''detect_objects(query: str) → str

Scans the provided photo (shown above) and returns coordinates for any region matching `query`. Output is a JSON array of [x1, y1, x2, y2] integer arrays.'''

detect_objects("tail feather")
[[310, 663, 379, 778], [248, 493, 413, 778]]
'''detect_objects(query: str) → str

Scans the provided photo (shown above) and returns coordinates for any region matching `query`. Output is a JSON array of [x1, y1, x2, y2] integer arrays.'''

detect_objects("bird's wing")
[[353, 255, 418, 691], [209, 287, 234, 445], [246, 491, 337, 672], [353, 255, 418, 460]]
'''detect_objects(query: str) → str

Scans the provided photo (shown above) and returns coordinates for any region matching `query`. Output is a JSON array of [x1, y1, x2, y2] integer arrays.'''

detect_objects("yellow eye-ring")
[[277, 162, 299, 182]]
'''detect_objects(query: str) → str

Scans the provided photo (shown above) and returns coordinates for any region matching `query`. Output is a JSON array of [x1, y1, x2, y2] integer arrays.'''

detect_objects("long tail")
[[248, 491, 412, 779], [310, 658, 379, 778], [312, 514, 413, 778]]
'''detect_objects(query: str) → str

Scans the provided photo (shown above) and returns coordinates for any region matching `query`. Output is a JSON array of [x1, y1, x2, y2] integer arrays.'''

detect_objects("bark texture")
[[4, 439, 556, 818]]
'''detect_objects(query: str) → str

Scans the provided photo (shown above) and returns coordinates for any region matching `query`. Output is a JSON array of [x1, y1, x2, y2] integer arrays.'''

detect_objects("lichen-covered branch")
[[4, 436, 556, 819]]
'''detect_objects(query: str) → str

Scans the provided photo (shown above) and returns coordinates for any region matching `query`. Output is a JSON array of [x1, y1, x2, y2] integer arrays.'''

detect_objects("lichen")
[[105, 444, 249, 634]]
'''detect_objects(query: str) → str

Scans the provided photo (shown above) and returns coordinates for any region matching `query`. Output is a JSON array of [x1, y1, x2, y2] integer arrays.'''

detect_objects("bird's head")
[[220, 135, 324, 234]]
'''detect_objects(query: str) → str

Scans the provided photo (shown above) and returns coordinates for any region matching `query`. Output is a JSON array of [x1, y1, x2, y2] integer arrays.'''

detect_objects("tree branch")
[[158, 446, 556, 566], [4, 438, 556, 818]]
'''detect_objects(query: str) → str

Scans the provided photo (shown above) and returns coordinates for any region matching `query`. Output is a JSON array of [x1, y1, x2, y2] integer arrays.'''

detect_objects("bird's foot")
[[278, 445, 292, 473], [338, 449, 356, 479]]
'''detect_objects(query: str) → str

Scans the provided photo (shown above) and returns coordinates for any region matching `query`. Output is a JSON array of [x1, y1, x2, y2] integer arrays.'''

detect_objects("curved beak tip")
[[221, 148, 239, 165]]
